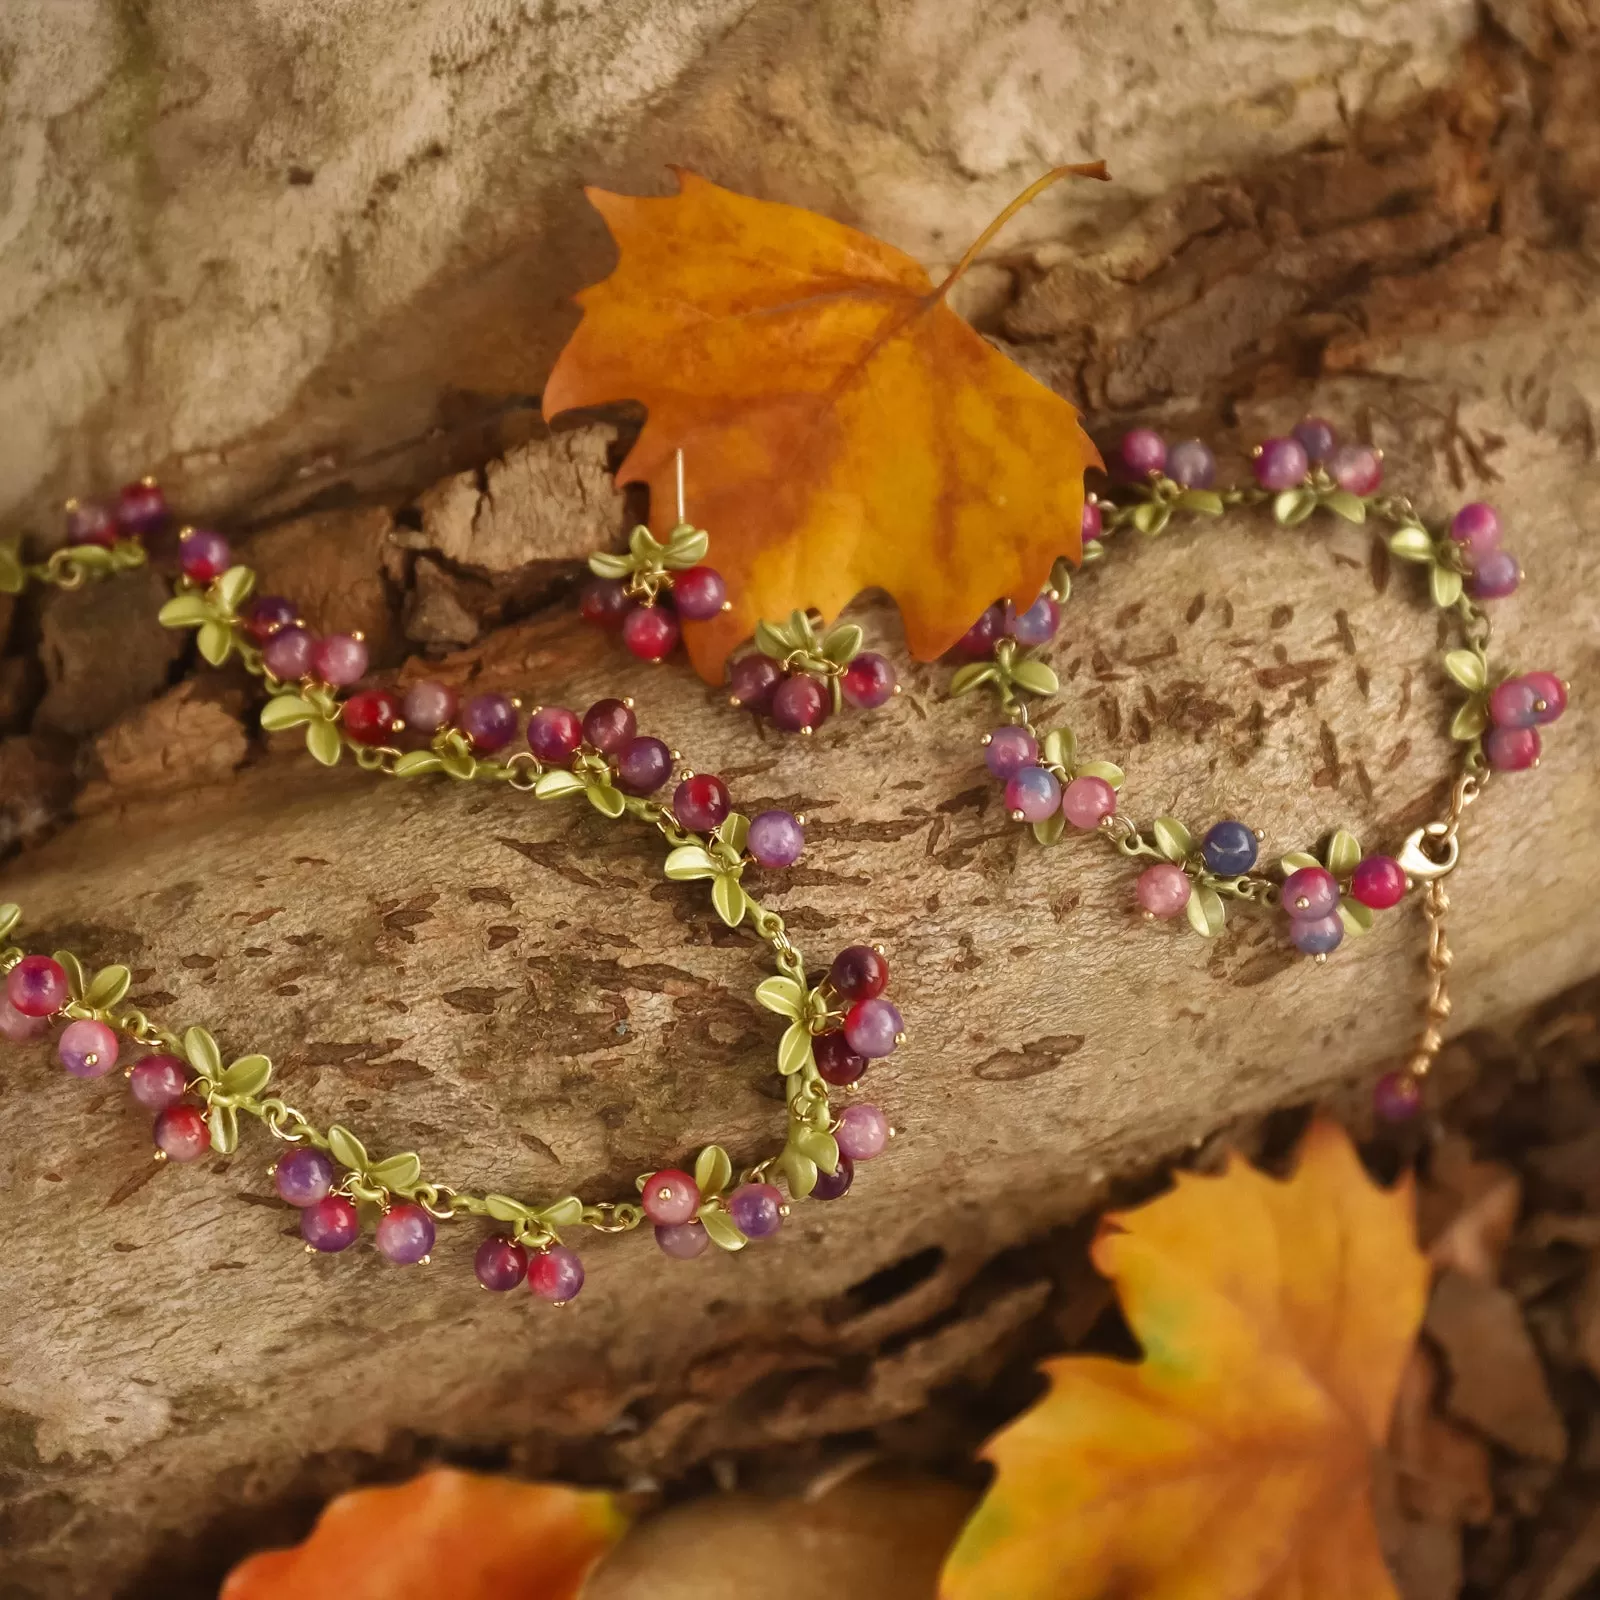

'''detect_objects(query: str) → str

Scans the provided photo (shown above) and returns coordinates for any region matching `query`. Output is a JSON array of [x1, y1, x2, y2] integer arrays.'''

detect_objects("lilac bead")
[[582, 697, 636, 754], [1062, 775, 1116, 829], [1449, 502, 1501, 555], [728, 654, 783, 714], [7, 954, 68, 1017], [1293, 417, 1338, 462], [475, 1237, 528, 1291], [1289, 912, 1344, 956], [811, 1154, 855, 1201], [301, 1195, 361, 1253], [984, 726, 1038, 780], [312, 632, 369, 687], [128, 1054, 190, 1111], [655, 1221, 710, 1259], [376, 1202, 436, 1265], [1329, 443, 1383, 496], [748, 809, 805, 869], [262, 625, 316, 681], [58, 1019, 118, 1079], [616, 736, 673, 795], [527, 706, 582, 763], [0, 995, 51, 1043], [1137, 863, 1191, 918], [843, 997, 903, 1059], [65, 498, 118, 548], [528, 1244, 586, 1302], [1005, 764, 1061, 823], [1081, 499, 1104, 542], [841, 652, 898, 709], [835, 1103, 890, 1161], [1009, 593, 1062, 647], [1374, 1070, 1422, 1123], [1166, 438, 1216, 489], [1120, 428, 1167, 478], [461, 692, 519, 753], [1484, 725, 1540, 772], [179, 527, 232, 584], [1470, 549, 1521, 600], [1252, 437, 1309, 492], [728, 1182, 784, 1240], [402, 680, 457, 734], [1488, 678, 1540, 729], [1282, 865, 1340, 921], [274, 1146, 336, 1207]]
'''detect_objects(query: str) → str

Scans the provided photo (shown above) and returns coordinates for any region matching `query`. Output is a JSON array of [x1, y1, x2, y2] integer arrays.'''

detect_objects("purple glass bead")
[[1470, 549, 1521, 600], [811, 1154, 855, 1201], [1484, 724, 1540, 771], [673, 566, 727, 621], [301, 1195, 361, 1253], [262, 625, 316, 681], [1120, 428, 1167, 478], [1523, 671, 1568, 725], [1009, 593, 1062, 647], [402, 680, 457, 735], [1282, 865, 1340, 921], [841, 652, 897, 709], [274, 1146, 336, 1207], [1082, 499, 1103, 541], [1293, 417, 1338, 462], [376, 1202, 436, 1265], [178, 527, 231, 583], [1374, 1070, 1422, 1123], [771, 674, 829, 733], [5, 955, 68, 1017], [59, 1019, 118, 1079], [831, 945, 888, 1001], [843, 997, 903, 1060], [66, 498, 118, 548], [953, 603, 1007, 660], [582, 697, 637, 754], [616, 735, 672, 795], [527, 706, 582, 764], [116, 479, 168, 534], [1004, 764, 1061, 823], [729, 1182, 784, 1240], [1329, 443, 1383, 496], [475, 1236, 529, 1291], [815, 1030, 867, 1086], [243, 595, 299, 644], [655, 1221, 710, 1259], [1166, 438, 1216, 489], [748, 809, 806, 869], [1289, 912, 1344, 956], [1449, 502, 1501, 555], [835, 1103, 890, 1161], [1252, 437, 1309, 492], [984, 726, 1038, 780], [1488, 678, 1540, 729], [579, 577, 632, 630], [728, 654, 783, 714], [311, 632, 369, 688], [460, 692, 519, 753], [0, 995, 51, 1043], [128, 1053, 190, 1111], [528, 1244, 586, 1302]]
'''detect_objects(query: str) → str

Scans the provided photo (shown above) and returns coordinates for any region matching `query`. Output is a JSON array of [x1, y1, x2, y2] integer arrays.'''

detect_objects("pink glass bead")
[[376, 1203, 436, 1265], [622, 605, 680, 661], [1488, 678, 1540, 729], [953, 603, 1006, 660], [153, 1102, 211, 1163], [579, 577, 632, 629], [583, 698, 637, 754], [815, 1030, 867, 1087], [655, 1221, 709, 1259], [1253, 437, 1309, 492], [1137, 863, 1191, 918], [0, 995, 51, 1042], [729, 1182, 784, 1240], [748, 809, 805, 869], [1449, 502, 1501, 555], [841, 652, 897, 709], [65, 499, 118, 547], [641, 1168, 700, 1226], [178, 528, 231, 583], [1329, 443, 1383, 496], [1523, 671, 1568, 725], [1282, 865, 1339, 921], [1062, 775, 1116, 829], [527, 706, 582, 764], [312, 633, 369, 687], [1289, 913, 1343, 955], [1350, 855, 1407, 911], [528, 1245, 585, 1302], [985, 726, 1038, 780], [402, 680, 457, 734], [58, 1019, 118, 1079], [673, 566, 727, 621], [116, 479, 168, 533], [771, 674, 829, 733], [673, 774, 730, 833], [616, 736, 672, 795], [1005, 765, 1061, 823], [1082, 499, 1103, 541], [1009, 594, 1062, 647], [1470, 549, 1521, 600], [728, 654, 783, 713], [262, 625, 316, 681], [1374, 1070, 1422, 1123], [812, 1154, 854, 1200], [460, 692, 518, 753], [6, 955, 68, 1017], [1120, 428, 1167, 478], [475, 1236, 528, 1291], [835, 1102, 890, 1161], [301, 1194, 361, 1252], [243, 595, 298, 643], [274, 1146, 336, 1207], [1293, 417, 1337, 462], [843, 997, 903, 1059], [830, 945, 888, 1001], [1166, 438, 1216, 489], [1484, 724, 1540, 771]]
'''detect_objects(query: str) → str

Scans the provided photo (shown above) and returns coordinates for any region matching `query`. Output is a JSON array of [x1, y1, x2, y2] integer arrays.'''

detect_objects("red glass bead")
[[622, 606, 680, 661], [583, 698, 637, 754], [342, 688, 401, 746], [673, 774, 730, 833], [830, 945, 888, 1001], [116, 478, 168, 533], [841, 652, 897, 709], [641, 1168, 699, 1226], [728, 654, 782, 714], [6, 955, 68, 1018], [1522, 671, 1568, 726], [1484, 725, 1540, 771], [771, 674, 828, 733], [153, 1102, 211, 1163], [579, 578, 632, 629], [673, 566, 727, 621], [475, 1236, 528, 1291], [1350, 855, 1407, 911], [814, 1030, 867, 1087]]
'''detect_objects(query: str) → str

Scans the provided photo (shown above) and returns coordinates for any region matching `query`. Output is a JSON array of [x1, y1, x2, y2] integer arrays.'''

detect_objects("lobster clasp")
[[1398, 822, 1460, 882]]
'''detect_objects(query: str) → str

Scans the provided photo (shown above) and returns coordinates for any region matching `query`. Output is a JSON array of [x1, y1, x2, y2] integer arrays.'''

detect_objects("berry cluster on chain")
[[0, 484, 907, 1300], [947, 419, 1569, 1122]]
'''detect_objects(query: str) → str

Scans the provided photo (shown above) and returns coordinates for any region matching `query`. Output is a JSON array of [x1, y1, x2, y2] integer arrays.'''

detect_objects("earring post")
[[676, 449, 686, 525]]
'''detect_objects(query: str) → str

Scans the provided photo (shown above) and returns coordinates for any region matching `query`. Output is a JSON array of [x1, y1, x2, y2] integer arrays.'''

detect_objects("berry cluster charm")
[[580, 516, 729, 663], [726, 609, 899, 734]]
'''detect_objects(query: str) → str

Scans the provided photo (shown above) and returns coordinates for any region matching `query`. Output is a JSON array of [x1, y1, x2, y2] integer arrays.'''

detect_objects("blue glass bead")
[[1289, 913, 1344, 956], [1202, 820, 1258, 877]]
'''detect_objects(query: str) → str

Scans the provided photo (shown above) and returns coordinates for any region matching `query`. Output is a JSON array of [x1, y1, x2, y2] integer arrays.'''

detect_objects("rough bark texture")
[[1, 3, 1599, 1596]]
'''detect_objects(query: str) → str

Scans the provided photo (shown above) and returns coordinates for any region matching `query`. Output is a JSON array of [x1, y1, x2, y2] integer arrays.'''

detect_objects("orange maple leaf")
[[220, 1469, 628, 1600], [542, 167, 1105, 682], [940, 1119, 1428, 1600]]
